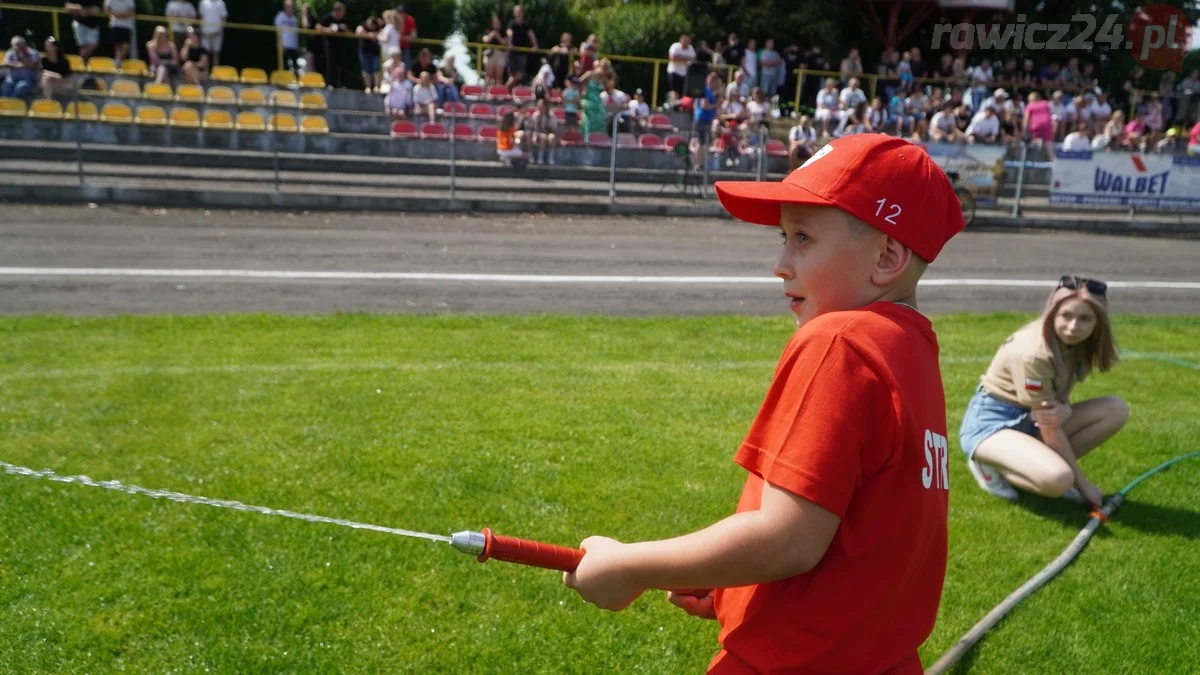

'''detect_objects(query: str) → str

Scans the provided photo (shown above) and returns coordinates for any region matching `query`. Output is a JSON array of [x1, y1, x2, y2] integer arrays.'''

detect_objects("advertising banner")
[[1051, 150, 1200, 210]]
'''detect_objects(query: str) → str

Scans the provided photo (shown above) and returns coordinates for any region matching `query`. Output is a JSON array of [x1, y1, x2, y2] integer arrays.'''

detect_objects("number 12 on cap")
[[875, 198, 902, 225]]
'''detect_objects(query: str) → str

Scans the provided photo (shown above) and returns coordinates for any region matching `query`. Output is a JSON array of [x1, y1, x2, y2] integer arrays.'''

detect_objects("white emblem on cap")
[[800, 144, 833, 169]]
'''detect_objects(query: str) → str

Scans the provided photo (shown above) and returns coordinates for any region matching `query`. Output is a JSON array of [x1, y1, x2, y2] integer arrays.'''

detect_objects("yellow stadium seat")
[[0, 97, 27, 117], [121, 59, 150, 77], [300, 92, 327, 110], [210, 65, 239, 83], [88, 56, 118, 74], [109, 78, 141, 98], [206, 86, 236, 105], [238, 89, 266, 106], [175, 84, 205, 103], [299, 115, 329, 134], [100, 103, 134, 124], [203, 109, 234, 130], [269, 90, 298, 108], [169, 107, 201, 129], [240, 68, 268, 85], [268, 113, 298, 133], [66, 101, 100, 121], [136, 105, 168, 126], [235, 112, 267, 132], [28, 99, 64, 119], [300, 71, 326, 88], [142, 82, 174, 101], [67, 54, 86, 72], [270, 70, 297, 87]]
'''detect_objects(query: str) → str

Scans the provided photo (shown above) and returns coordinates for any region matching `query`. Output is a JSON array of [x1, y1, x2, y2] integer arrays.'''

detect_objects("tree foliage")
[[457, 0, 590, 47]]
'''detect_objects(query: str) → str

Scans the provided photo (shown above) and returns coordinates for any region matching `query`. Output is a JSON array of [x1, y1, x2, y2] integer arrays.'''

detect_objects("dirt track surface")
[[1, 204, 1198, 316]]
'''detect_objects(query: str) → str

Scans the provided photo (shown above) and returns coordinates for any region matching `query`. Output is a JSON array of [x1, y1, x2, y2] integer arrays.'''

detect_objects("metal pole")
[[701, 132, 710, 198], [449, 111, 456, 200], [651, 62, 660, 110], [1010, 140, 1028, 218], [608, 113, 618, 205], [272, 99, 281, 194], [52, 11, 61, 41], [756, 127, 766, 181], [73, 82, 85, 187]]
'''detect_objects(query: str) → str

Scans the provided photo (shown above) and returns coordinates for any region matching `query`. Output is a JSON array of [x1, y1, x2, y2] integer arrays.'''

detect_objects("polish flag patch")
[[1025, 378, 1043, 392]]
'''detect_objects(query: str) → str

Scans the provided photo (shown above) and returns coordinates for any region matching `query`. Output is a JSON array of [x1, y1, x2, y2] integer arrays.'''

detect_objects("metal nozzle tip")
[[449, 530, 486, 556]]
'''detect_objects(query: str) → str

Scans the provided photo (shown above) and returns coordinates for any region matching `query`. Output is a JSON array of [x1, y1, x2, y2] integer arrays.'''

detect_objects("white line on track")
[[1, 267, 1199, 289]]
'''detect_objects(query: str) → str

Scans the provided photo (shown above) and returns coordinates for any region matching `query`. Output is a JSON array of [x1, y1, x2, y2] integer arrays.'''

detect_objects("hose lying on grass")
[[926, 450, 1200, 675]]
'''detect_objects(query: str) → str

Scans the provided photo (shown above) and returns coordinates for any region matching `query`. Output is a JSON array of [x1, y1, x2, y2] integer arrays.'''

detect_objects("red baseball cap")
[[715, 135, 965, 262]]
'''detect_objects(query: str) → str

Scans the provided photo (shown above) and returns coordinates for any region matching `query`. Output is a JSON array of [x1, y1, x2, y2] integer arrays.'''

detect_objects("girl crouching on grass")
[[960, 276, 1128, 509]]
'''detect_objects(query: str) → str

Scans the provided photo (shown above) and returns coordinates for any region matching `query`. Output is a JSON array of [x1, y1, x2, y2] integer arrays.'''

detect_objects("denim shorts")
[[959, 386, 1038, 460], [359, 52, 381, 74]]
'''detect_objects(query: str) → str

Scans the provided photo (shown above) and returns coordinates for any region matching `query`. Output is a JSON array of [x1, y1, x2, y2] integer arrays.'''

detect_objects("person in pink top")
[[1023, 91, 1055, 159], [1189, 120, 1200, 156], [1122, 112, 1147, 150]]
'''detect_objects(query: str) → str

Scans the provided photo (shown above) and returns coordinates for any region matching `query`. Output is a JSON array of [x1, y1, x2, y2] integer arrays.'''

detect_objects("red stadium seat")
[[390, 120, 418, 139], [559, 130, 584, 147], [486, 84, 510, 100], [638, 133, 664, 149], [663, 134, 686, 151], [552, 108, 567, 123], [461, 84, 485, 99], [442, 101, 468, 117], [495, 104, 516, 120], [477, 125, 499, 142], [588, 132, 612, 148], [512, 86, 535, 102], [616, 132, 638, 148], [420, 122, 448, 139], [453, 124, 476, 141], [649, 113, 674, 131], [469, 103, 495, 120], [766, 139, 788, 157], [547, 88, 563, 104]]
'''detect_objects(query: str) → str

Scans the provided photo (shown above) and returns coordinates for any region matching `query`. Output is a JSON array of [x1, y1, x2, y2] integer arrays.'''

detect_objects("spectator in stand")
[[314, 3, 350, 89], [411, 70, 437, 119], [165, 0, 197, 48], [839, 77, 866, 112], [721, 34, 744, 79], [1024, 91, 1054, 158], [717, 89, 743, 126], [105, 0, 137, 64], [950, 55, 967, 87], [1062, 121, 1091, 152], [1187, 119, 1200, 156], [970, 60, 993, 109], [1123, 65, 1147, 112], [694, 39, 713, 69], [814, 77, 840, 136], [394, 5, 417, 65], [578, 33, 598, 74], [1079, 62, 1097, 91], [905, 88, 928, 140], [408, 47, 436, 83], [666, 34, 695, 99], [1017, 59, 1038, 96], [1123, 109, 1148, 149], [930, 101, 962, 143], [562, 76, 580, 129], [380, 46, 402, 93], [197, 0, 226, 68], [867, 96, 888, 132], [839, 47, 862, 84], [601, 76, 630, 132], [897, 49, 913, 94], [506, 4, 538, 88], [997, 57, 1018, 87], [1145, 96, 1164, 138], [888, 89, 909, 136], [983, 88, 1015, 116], [908, 46, 926, 81], [709, 40, 725, 73], [480, 14, 507, 87], [39, 37, 73, 97], [1178, 70, 1200, 123], [933, 53, 954, 81], [779, 40, 802, 113], [746, 86, 771, 127], [385, 62, 412, 118], [548, 33, 573, 90], [496, 108, 528, 166], [437, 54, 462, 106], [627, 88, 650, 132], [2, 36, 38, 99], [1159, 71, 1176, 122], [532, 57, 553, 98], [1099, 111, 1125, 148], [1040, 61, 1061, 87], [877, 49, 900, 101], [579, 58, 611, 140], [1089, 92, 1113, 130], [357, 14, 384, 94], [840, 101, 869, 135], [65, 0, 103, 62], [275, 0, 301, 74], [179, 25, 208, 84], [758, 38, 782, 98], [723, 69, 748, 103], [1154, 126, 1182, 154], [800, 45, 826, 106], [954, 102, 972, 133], [692, 70, 720, 146], [529, 97, 558, 164], [1059, 56, 1081, 89], [998, 108, 1020, 144], [1049, 90, 1067, 140], [741, 38, 758, 89], [146, 26, 179, 84], [787, 114, 817, 154], [966, 106, 1000, 144]]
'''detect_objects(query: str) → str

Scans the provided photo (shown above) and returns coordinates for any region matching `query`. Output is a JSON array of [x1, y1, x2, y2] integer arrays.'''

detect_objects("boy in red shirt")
[[563, 134, 966, 674]]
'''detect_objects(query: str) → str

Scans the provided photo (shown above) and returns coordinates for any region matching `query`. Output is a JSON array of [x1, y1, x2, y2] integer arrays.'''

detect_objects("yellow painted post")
[[476, 43, 483, 75], [276, 27, 284, 72], [52, 10, 61, 41], [794, 69, 803, 114], [867, 74, 876, 102], [651, 61, 660, 109]]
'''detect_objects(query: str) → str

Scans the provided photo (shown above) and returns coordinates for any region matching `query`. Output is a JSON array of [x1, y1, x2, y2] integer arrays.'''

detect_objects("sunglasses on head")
[[1058, 275, 1107, 296]]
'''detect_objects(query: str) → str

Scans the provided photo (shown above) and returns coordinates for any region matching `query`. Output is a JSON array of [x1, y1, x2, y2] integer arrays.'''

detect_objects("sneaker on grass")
[[967, 459, 1019, 502]]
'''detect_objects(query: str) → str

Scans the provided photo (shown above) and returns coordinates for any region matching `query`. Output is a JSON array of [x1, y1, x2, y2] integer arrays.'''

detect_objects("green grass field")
[[1, 313, 1198, 673]]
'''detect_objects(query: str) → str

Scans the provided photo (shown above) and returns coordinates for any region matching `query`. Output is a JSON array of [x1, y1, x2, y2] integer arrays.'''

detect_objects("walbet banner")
[[1051, 150, 1200, 210]]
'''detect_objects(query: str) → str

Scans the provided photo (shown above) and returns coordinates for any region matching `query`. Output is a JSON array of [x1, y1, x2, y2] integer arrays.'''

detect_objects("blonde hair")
[[1040, 282, 1118, 384]]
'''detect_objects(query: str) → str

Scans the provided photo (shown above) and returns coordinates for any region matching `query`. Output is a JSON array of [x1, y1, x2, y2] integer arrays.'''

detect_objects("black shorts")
[[112, 26, 133, 45], [508, 53, 528, 76], [565, 111, 578, 127], [668, 72, 686, 95]]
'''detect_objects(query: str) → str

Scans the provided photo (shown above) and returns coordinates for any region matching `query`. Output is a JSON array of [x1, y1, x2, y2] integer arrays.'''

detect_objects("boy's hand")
[[562, 536, 644, 612], [668, 589, 716, 620]]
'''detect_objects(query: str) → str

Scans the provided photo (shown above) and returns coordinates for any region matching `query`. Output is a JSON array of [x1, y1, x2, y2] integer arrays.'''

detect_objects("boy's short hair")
[[714, 135, 965, 263]]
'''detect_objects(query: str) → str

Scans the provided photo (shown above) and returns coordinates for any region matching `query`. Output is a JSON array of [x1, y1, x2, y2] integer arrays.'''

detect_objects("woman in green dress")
[[579, 59, 612, 139]]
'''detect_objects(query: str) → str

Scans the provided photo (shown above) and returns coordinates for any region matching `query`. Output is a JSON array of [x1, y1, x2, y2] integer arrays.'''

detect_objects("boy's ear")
[[872, 236, 914, 286]]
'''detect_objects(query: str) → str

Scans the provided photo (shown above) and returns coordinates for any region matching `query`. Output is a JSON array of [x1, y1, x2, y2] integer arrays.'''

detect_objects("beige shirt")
[[980, 321, 1081, 409]]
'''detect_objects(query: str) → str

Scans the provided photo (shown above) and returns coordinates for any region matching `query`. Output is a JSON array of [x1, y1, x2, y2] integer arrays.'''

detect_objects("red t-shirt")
[[400, 14, 416, 50], [710, 303, 950, 675], [1190, 120, 1200, 146]]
